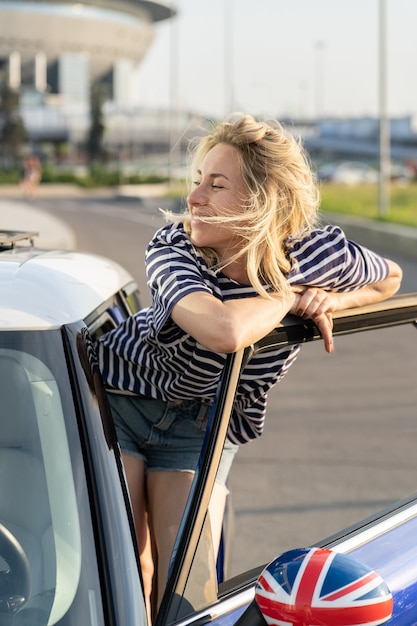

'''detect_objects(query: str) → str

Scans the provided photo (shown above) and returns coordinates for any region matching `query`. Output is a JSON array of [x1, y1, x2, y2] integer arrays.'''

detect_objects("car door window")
[[0, 336, 106, 626]]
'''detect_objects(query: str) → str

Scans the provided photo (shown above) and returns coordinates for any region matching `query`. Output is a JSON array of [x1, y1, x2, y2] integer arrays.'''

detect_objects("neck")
[[217, 243, 249, 284], [221, 261, 250, 285]]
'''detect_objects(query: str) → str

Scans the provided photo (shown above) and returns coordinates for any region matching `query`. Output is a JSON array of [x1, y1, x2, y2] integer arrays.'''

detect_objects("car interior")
[[0, 350, 81, 626]]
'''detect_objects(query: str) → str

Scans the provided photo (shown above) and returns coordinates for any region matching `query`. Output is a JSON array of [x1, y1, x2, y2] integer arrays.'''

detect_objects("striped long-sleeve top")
[[97, 222, 389, 444]]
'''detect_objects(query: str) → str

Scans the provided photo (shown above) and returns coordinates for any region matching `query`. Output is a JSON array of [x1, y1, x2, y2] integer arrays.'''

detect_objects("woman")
[[97, 113, 402, 617]]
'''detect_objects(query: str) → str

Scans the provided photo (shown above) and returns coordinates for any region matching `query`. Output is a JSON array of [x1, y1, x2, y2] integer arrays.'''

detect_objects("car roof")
[[0, 232, 134, 330]]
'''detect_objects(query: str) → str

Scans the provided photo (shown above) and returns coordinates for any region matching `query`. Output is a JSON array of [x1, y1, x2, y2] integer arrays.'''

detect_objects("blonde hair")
[[169, 113, 320, 298]]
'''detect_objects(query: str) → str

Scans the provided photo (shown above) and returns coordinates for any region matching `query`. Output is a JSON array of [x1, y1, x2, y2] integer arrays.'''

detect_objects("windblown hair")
[[167, 113, 321, 298]]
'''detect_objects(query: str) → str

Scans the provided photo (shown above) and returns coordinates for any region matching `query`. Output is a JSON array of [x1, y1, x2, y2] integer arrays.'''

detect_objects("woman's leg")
[[122, 453, 154, 622], [146, 470, 195, 607], [146, 471, 228, 609]]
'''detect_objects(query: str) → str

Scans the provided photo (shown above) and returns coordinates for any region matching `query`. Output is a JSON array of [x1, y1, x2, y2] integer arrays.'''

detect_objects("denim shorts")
[[107, 393, 238, 486]]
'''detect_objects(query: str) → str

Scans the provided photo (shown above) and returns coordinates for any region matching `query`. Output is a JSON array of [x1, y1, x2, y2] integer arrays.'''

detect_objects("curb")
[[323, 212, 417, 262]]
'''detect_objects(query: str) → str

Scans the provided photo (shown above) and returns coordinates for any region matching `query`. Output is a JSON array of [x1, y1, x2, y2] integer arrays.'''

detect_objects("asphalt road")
[[22, 192, 417, 577]]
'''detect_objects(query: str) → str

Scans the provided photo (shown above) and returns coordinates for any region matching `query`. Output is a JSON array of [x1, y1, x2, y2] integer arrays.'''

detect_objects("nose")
[[187, 184, 206, 207]]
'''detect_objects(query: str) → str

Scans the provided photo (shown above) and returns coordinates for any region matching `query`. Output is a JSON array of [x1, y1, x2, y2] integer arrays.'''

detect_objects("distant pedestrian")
[[20, 155, 42, 198]]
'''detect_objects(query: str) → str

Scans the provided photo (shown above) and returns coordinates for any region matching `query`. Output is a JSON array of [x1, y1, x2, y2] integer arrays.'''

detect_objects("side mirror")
[[254, 547, 393, 626]]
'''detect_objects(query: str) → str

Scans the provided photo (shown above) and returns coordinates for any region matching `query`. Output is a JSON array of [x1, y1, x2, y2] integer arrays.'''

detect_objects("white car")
[[330, 161, 379, 184]]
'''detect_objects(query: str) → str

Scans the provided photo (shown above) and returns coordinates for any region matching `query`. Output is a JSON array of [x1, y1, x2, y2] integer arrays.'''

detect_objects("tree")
[[86, 83, 106, 163], [0, 79, 27, 165]]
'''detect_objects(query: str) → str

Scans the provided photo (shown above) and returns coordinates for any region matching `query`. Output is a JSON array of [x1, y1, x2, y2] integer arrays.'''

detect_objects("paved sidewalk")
[[0, 183, 117, 249], [0, 198, 76, 249]]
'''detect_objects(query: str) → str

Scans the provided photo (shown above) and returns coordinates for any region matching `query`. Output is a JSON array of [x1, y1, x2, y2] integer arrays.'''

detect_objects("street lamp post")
[[224, 0, 234, 115], [378, 0, 390, 217], [169, 5, 179, 186], [314, 40, 325, 121]]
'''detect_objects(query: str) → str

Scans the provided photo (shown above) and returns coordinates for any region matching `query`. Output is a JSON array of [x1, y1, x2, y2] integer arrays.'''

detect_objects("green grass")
[[320, 182, 417, 229]]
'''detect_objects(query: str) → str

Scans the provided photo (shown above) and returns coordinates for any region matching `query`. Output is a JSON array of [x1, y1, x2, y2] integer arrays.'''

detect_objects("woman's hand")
[[290, 258, 402, 354], [291, 287, 336, 353]]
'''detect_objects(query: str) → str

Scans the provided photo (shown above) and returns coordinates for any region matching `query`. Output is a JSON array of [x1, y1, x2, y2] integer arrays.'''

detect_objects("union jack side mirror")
[[254, 547, 393, 626]]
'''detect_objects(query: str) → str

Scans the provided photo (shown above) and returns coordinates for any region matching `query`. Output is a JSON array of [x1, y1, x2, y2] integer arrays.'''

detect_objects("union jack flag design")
[[255, 547, 393, 626]]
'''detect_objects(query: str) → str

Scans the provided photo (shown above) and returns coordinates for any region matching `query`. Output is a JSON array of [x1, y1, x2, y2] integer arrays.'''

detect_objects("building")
[[0, 0, 181, 159], [0, 1, 175, 104]]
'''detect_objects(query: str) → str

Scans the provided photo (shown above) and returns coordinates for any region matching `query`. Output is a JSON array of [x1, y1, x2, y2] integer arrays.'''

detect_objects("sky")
[[135, 0, 417, 120]]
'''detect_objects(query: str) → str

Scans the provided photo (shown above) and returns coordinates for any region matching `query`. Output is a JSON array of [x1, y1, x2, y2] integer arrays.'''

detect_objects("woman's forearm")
[[171, 290, 296, 353]]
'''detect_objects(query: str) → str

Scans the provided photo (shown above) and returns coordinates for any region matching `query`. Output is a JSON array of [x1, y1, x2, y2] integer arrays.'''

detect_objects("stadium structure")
[[0, 1, 175, 99], [0, 0, 204, 165]]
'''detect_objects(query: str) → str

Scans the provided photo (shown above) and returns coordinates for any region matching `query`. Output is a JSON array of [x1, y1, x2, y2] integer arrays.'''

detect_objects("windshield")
[[0, 328, 144, 626]]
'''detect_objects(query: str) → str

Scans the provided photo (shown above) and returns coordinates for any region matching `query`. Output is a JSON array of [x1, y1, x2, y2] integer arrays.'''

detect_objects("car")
[[316, 162, 337, 182], [1, 229, 417, 626], [318, 161, 379, 184]]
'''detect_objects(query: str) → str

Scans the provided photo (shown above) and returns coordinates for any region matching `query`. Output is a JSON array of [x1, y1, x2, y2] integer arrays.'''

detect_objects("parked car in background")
[[1, 230, 417, 626], [318, 161, 379, 184]]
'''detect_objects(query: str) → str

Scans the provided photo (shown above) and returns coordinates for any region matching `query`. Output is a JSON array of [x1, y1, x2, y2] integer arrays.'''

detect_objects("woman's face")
[[187, 143, 249, 263]]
